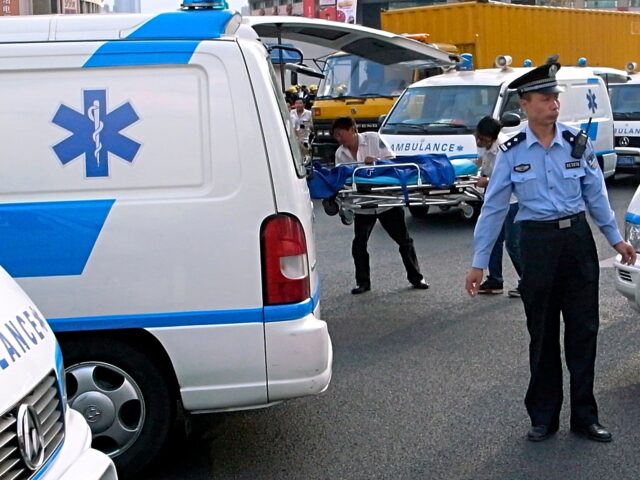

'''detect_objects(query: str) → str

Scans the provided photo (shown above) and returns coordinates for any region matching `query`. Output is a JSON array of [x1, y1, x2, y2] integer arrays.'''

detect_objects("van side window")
[[266, 62, 306, 178]]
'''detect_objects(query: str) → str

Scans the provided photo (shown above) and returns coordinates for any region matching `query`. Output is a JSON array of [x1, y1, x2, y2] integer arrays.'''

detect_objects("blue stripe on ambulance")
[[48, 284, 322, 331], [625, 211, 640, 225], [0, 200, 114, 278], [84, 10, 234, 68]]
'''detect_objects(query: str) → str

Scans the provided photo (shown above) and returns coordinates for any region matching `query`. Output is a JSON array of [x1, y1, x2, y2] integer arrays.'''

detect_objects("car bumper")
[[40, 409, 117, 480], [265, 313, 333, 402], [614, 256, 640, 311]]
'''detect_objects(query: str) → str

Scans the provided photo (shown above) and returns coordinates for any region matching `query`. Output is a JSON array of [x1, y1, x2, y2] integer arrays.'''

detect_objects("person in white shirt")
[[290, 98, 313, 156], [332, 116, 429, 294], [474, 116, 523, 297]]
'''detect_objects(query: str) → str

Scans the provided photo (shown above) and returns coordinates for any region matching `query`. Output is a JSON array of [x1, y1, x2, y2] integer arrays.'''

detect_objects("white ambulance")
[[380, 57, 618, 218], [0, 265, 117, 479], [0, 1, 453, 477], [608, 64, 640, 175], [614, 191, 640, 309]]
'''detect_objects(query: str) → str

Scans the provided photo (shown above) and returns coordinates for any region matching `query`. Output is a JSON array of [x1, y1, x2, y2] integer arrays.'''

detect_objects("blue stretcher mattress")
[[308, 154, 478, 200], [351, 158, 478, 186]]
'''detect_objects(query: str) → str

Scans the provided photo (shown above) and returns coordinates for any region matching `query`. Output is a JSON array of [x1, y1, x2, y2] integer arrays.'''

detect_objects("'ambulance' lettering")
[[0, 307, 50, 371]]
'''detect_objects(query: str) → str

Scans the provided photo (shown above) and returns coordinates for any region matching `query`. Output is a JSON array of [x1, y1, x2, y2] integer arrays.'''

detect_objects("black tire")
[[408, 205, 430, 218], [61, 336, 176, 479]]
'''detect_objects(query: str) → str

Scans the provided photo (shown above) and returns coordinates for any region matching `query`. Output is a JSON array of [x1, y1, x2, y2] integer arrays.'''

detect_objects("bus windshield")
[[317, 54, 418, 99], [381, 85, 501, 134]]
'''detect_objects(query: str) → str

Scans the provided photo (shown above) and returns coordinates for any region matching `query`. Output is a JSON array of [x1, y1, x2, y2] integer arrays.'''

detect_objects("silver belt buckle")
[[558, 218, 571, 229]]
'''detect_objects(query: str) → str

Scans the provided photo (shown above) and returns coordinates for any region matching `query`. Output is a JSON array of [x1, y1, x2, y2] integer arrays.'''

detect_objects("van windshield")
[[610, 84, 640, 120], [381, 85, 500, 135], [317, 54, 418, 100]]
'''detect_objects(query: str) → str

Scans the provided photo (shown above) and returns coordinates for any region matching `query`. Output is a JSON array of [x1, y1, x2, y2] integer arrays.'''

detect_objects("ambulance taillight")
[[261, 215, 310, 305]]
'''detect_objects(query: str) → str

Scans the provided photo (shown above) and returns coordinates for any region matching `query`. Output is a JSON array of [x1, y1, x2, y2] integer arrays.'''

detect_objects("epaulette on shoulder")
[[499, 131, 526, 152], [562, 129, 576, 146]]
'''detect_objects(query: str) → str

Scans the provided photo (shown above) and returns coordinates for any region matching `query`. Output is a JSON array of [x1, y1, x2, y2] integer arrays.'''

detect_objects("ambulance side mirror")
[[500, 112, 521, 128]]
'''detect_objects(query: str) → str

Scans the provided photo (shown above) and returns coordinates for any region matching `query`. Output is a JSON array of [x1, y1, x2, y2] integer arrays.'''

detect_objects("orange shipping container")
[[381, 1, 640, 70]]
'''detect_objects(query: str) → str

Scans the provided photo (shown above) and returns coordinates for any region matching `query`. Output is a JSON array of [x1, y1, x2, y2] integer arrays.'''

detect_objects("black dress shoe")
[[411, 279, 429, 290], [351, 284, 371, 295], [571, 423, 612, 443], [527, 424, 558, 442]]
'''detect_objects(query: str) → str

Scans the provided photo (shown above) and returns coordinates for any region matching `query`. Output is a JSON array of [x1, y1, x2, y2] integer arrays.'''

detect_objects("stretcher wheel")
[[340, 208, 354, 225], [322, 198, 339, 216], [459, 202, 481, 221], [408, 205, 430, 218]]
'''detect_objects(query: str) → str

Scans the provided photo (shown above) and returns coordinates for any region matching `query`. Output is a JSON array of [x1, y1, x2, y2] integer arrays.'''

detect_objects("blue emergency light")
[[578, 57, 587, 67], [457, 53, 474, 71], [181, 0, 229, 9], [523, 59, 532, 67]]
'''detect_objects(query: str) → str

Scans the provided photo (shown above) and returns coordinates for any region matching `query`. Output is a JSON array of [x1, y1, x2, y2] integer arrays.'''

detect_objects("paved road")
[[141, 175, 640, 480]]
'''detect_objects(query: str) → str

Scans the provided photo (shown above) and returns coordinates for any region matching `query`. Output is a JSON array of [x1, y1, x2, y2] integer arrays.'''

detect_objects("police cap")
[[508, 62, 564, 96]]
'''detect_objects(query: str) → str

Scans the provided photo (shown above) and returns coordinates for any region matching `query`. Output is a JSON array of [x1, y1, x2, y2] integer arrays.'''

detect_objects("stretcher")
[[308, 154, 483, 225]]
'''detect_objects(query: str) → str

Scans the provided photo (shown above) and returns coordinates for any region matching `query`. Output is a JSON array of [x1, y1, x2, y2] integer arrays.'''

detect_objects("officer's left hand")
[[614, 241, 637, 266]]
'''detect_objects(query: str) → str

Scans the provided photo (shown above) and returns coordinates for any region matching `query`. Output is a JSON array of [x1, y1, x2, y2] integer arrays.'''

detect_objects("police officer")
[[464, 62, 636, 442]]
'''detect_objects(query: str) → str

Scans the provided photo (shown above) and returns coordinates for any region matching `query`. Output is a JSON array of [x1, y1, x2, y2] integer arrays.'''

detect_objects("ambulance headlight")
[[626, 62, 637, 74], [495, 55, 512, 69], [523, 59, 533, 67], [625, 221, 640, 252]]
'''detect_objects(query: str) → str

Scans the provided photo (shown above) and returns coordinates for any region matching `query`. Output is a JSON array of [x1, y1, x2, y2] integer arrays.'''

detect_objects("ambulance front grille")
[[618, 268, 633, 283], [0, 372, 65, 480]]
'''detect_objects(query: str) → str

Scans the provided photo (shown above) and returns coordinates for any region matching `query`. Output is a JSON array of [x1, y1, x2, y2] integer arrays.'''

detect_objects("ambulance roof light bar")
[[181, 0, 229, 9], [523, 59, 533, 67], [577, 57, 587, 67], [495, 55, 512, 70], [626, 61, 638, 74]]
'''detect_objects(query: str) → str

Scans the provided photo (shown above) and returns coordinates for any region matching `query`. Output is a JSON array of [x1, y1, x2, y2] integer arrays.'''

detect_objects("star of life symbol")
[[52, 89, 141, 177], [586, 89, 598, 114]]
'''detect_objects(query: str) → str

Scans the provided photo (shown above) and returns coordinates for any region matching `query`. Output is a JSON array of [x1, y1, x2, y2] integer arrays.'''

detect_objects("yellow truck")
[[381, 1, 640, 70], [311, 35, 457, 163]]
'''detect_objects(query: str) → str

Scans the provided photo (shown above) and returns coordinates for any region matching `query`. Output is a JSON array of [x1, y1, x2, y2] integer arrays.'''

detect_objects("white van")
[[608, 67, 640, 175], [380, 57, 618, 204], [0, 2, 452, 477], [0, 265, 117, 480]]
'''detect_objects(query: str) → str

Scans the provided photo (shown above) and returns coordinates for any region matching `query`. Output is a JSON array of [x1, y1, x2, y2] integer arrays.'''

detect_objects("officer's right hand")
[[465, 267, 484, 297]]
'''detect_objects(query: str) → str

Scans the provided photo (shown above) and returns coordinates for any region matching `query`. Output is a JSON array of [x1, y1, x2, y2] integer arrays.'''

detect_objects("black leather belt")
[[522, 212, 586, 230]]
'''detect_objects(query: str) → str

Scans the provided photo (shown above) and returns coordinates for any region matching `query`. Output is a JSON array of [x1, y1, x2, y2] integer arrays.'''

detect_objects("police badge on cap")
[[508, 62, 564, 96]]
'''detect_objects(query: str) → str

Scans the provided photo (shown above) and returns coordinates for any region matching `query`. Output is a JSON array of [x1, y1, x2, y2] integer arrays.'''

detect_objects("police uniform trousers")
[[519, 212, 600, 429], [352, 206, 423, 287]]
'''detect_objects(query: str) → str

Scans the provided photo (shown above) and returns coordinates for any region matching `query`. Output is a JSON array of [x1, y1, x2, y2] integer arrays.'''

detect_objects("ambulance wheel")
[[62, 337, 175, 479], [408, 205, 430, 218]]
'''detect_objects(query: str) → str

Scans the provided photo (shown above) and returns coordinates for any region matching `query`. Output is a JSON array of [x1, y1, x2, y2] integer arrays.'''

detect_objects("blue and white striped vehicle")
[[0, 265, 117, 480], [0, 1, 455, 476]]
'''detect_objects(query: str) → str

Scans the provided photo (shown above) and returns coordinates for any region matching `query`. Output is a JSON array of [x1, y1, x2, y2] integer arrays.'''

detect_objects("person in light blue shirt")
[[465, 62, 636, 443]]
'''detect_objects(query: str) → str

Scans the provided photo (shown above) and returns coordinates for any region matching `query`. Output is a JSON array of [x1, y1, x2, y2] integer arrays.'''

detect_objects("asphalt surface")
[[141, 174, 640, 480]]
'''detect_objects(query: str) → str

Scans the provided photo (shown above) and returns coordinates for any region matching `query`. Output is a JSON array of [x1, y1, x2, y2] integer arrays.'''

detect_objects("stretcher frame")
[[329, 162, 484, 224]]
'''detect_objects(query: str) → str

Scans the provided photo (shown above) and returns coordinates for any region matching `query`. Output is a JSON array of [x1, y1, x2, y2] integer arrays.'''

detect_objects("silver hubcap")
[[66, 362, 145, 458]]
